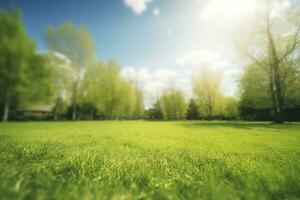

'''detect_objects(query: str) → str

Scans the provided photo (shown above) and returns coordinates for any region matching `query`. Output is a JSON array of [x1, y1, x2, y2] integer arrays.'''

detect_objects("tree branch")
[[245, 51, 265, 67], [279, 27, 300, 62]]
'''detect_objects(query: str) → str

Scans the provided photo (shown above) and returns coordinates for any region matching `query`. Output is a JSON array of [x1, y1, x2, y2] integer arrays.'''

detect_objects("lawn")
[[0, 121, 300, 200]]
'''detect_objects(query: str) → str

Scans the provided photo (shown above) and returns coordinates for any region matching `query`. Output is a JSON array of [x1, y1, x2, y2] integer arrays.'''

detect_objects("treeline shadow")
[[179, 121, 299, 131]]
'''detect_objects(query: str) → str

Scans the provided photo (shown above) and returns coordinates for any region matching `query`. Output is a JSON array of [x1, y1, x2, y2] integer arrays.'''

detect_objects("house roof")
[[20, 105, 54, 113]]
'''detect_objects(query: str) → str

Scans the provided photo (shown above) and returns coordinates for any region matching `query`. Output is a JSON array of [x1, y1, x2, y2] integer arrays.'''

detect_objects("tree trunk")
[[90, 110, 94, 120], [266, 2, 285, 124], [268, 48, 279, 121], [268, 46, 285, 124], [54, 113, 58, 121], [72, 81, 78, 121], [53, 98, 59, 121], [2, 98, 9, 122], [207, 104, 212, 121], [72, 104, 77, 121], [273, 62, 285, 124]]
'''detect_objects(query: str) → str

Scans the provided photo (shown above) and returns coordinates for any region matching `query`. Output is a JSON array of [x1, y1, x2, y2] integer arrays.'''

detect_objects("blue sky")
[[0, 0, 203, 68], [2, 0, 288, 105]]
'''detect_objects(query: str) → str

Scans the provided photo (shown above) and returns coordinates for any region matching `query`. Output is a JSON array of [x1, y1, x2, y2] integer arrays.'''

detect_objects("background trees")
[[159, 88, 187, 120], [44, 51, 74, 120], [133, 87, 145, 119], [80, 60, 137, 120], [45, 22, 95, 120], [221, 97, 239, 120], [193, 70, 222, 120], [186, 99, 200, 120], [0, 8, 50, 121], [146, 99, 164, 120]]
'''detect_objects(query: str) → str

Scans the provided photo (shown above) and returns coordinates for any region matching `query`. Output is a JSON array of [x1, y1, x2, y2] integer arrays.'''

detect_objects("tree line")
[[0, 1, 299, 123]]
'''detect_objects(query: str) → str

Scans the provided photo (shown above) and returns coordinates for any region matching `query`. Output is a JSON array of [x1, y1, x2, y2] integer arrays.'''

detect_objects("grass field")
[[0, 121, 300, 200]]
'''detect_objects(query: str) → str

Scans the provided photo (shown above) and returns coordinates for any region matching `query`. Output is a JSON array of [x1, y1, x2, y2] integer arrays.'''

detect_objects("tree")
[[80, 60, 137, 119], [100, 60, 136, 119], [26, 54, 52, 105], [44, 51, 74, 120], [240, 0, 300, 123], [222, 97, 239, 120], [0, 8, 47, 121], [160, 88, 187, 120], [186, 98, 200, 120], [45, 22, 95, 120], [133, 87, 145, 119], [147, 99, 164, 120], [120, 71, 145, 119], [78, 61, 102, 119], [239, 59, 300, 121], [193, 70, 222, 120]]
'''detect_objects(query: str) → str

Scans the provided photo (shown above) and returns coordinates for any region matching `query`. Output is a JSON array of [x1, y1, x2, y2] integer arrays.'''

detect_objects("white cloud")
[[153, 8, 160, 16], [177, 50, 232, 71], [154, 69, 177, 82], [167, 28, 173, 36], [270, 0, 292, 18], [124, 0, 152, 15], [177, 49, 242, 96], [199, 0, 258, 21], [198, 0, 292, 32]]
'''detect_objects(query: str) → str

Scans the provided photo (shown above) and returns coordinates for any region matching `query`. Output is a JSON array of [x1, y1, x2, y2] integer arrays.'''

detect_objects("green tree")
[[222, 97, 239, 120], [45, 22, 95, 120], [44, 51, 74, 120], [133, 87, 144, 119], [240, 63, 273, 110], [186, 98, 200, 120], [0, 8, 49, 121], [99, 60, 136, 119], [160, 88, 187, 120], [240, 59, 300, 120], [119, 73, 145, 119], [193, 70, 222, 120], [79, 61, 102, 119], [26, 54, 52, 105], [80, 60, 137, 119], [240, 0, 300, 123], [147, 99, 163, 120]]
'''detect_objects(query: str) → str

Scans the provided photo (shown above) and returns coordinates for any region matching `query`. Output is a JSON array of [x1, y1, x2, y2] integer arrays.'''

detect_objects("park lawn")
[[0, 121, 300, 200]]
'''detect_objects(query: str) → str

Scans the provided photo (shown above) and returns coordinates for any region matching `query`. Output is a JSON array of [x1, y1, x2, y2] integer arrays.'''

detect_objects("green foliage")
[[186, 98, 199, 120], [45, 22, 95, 70], [44, 51, 75, 101], [45, 22, 96, 120], [53, 97, 68, 120], [281, 59, 300, 107], [193, 70, 222, 120], [146, 99, 164, 120], [160, 89, 187, 120], [133, 88, 145, 119], [239, 64, 272, 109], [0, 8, 34, 104], [240, 60, 300, 110], [80, 60, 137, 119], [44, 51, 75, 120], [25, 54, 52, 105], [0, 8, 50, 121], [222, 97, 239, 119], [1, 121, 300, 199]]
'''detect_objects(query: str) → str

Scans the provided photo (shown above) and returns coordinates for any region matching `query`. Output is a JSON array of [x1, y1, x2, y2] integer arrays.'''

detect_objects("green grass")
[[0, 121, 300, 200]]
